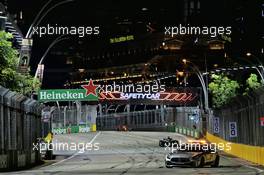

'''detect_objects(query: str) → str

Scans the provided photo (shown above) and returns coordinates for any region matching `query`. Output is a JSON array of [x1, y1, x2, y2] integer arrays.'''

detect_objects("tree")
[[0, 31, 40, 95], [209, 74, 240, 108], [245, 73, 261, 94]]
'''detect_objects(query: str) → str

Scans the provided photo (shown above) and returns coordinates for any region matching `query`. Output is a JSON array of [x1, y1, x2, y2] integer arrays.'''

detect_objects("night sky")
[[1, 0, 263, 88]]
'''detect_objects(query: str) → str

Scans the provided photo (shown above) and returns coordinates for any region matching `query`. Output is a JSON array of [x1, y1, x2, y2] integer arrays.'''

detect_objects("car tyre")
[[198, 157, 205, 168], [192, 159, 200, 168], [165, 163, 172, 168], [211, 155, 220, 167]]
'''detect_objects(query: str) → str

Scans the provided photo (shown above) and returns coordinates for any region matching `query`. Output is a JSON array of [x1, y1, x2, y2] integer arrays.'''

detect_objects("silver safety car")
[[165, 140, 220, 168]]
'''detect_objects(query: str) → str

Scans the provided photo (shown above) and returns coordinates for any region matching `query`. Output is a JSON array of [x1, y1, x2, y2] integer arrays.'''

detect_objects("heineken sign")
[[38, 79, 198, 105], [38, 80, 98, 102]]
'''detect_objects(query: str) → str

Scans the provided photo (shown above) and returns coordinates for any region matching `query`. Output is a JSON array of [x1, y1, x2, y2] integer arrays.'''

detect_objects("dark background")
[[1, 0, 263, 89]]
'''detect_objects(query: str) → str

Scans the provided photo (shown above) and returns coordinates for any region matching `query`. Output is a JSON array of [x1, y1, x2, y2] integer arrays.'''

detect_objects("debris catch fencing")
[[0, 86, 43, 171], [208, 87, 264, 146]]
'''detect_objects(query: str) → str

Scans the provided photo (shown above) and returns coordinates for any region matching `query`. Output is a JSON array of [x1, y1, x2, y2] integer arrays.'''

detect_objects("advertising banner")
[[38, 79, 199, 105], [52, 125, 91, 135]]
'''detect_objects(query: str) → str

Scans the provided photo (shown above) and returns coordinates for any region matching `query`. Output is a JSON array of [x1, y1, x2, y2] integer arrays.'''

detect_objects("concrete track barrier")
[[206, 132, 264, 166]]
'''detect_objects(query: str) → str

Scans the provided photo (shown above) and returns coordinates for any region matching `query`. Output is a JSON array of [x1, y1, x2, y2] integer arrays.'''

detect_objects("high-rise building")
[[232, 0, 264, 56]]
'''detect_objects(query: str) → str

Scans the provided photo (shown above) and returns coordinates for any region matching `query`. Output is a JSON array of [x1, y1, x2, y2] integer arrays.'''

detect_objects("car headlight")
[[166, 154, 171, 159]]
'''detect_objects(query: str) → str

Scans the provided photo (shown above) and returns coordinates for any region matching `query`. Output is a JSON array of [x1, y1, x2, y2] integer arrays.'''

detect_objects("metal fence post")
[[63, 106, 67, 127]]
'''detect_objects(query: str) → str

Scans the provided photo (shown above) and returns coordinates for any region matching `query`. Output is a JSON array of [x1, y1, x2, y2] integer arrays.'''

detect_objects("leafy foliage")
[[245, 74, 261, 93], [0, 31, 40, 95], [0, 32, 18, 69], [209, 74, 240, 108]]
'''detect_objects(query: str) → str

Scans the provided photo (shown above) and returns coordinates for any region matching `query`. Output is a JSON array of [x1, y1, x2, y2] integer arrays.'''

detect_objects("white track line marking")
[[51, 131, 101, 166]]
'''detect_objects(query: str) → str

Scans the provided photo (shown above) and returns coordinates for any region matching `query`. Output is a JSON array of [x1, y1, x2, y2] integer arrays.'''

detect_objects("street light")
[[237, 56, 264, 84], [25, 0, 52, 38], [19, 0, 75, 72], [26, 0, 74, 38], [182, 59, 209, 111], [34, 35, 69, 85], [246, 52, 252, 57], [182, 59, 187, 65], [246, 52, 263, 64], [246, 52, 264, 74]]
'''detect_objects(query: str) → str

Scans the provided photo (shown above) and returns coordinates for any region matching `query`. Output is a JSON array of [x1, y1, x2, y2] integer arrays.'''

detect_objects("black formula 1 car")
[[159, 136, 179, 147], [165, 141, 220, 168]]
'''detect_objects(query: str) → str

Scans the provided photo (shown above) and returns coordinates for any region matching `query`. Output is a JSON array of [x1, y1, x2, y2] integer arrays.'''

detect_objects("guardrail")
[[0, 86, 43, 171], [97, 107, 203, 137], [206, 132, 264, 166], [43, 104, 97, 132], [97, 108, 175, 131]]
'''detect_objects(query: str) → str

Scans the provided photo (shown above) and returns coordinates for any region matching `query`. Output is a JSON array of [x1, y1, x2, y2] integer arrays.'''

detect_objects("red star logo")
[[81, 79, 98, 96]]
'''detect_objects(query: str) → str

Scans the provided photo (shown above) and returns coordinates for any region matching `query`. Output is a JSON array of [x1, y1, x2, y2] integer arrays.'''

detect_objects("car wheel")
[[211, 155, 220, 167], [192, 158, 201, 168], [45, 150, 53, 160], [198, 157, 205, 168], [165, 163, 172, 168]]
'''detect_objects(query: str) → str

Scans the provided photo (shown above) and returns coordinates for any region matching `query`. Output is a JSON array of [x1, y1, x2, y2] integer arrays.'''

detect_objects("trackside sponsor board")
[[38, 79, 98, 102], [52, 125, 90, 135], [38, 79, 199, 105], [38, 89, 98, 102]]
